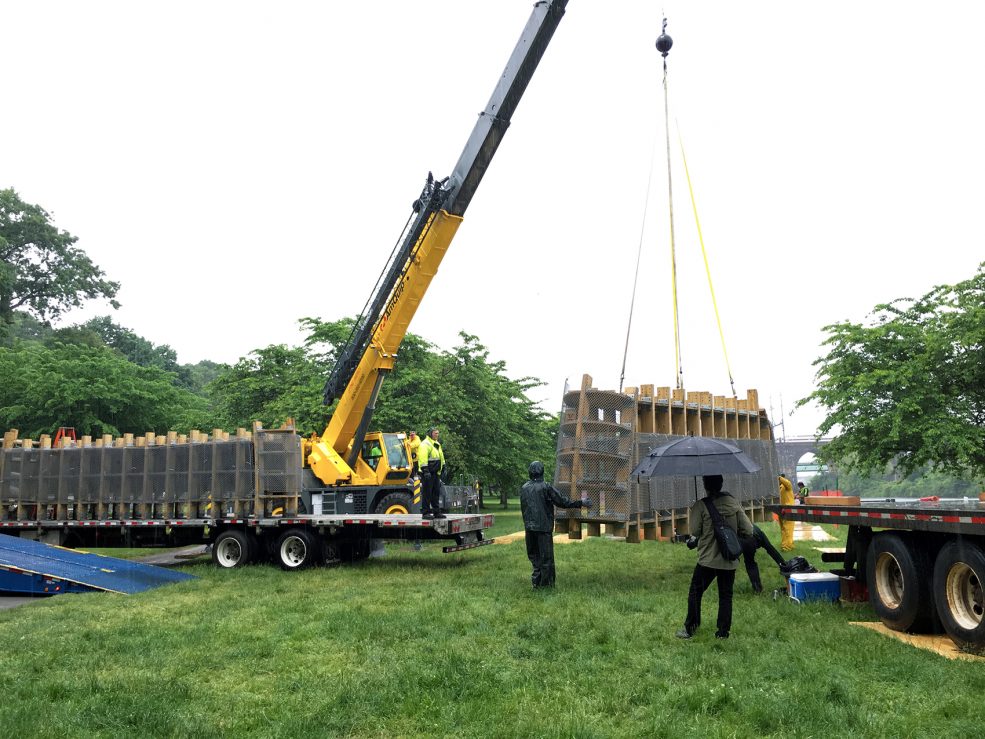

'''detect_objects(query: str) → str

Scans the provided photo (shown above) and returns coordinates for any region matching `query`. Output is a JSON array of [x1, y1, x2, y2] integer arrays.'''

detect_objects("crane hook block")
[[656, 32, 673, 57]]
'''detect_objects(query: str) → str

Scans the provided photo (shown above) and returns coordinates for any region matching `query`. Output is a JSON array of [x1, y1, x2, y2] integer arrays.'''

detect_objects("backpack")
[[702, 497, 742, 561], [779, 556, 817, 574]]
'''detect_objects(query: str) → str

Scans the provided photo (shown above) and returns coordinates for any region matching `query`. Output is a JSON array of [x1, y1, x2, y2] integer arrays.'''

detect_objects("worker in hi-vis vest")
[[408, 431, 421, 478], [778, 474, 795, 551], [418, 427, 446, 519]]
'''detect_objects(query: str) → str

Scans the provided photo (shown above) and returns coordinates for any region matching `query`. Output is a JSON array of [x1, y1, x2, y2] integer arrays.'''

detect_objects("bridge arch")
[[775, 436, 832, 487]]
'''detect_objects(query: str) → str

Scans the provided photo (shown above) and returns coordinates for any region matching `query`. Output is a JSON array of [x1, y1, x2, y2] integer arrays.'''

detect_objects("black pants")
[[525, 530, 556, 588], [756, 529, 786, 567], [421, 472, 441, 515], [741, 537, 762, 592], [684, 564, 736, 637]]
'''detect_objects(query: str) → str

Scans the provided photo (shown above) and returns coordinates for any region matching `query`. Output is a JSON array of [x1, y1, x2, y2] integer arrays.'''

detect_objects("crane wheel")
[[375, 492, 413, 515]]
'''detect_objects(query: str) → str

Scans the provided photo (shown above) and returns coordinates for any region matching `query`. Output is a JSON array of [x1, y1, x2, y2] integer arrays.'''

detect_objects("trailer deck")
[[772, 498, 985, 535], [1, 512, 494, 535]]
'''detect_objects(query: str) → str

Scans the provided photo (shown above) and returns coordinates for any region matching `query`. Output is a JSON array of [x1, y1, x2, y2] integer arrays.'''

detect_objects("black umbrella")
[[632, 436, 762, 479], [631, 436, 762, 507]]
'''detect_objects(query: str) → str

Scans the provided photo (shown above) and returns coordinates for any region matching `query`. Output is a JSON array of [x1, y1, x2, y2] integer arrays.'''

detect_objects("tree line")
[[0, 188, 556, 494]]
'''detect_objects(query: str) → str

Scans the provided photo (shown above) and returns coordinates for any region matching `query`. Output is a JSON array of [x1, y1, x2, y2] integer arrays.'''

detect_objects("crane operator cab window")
[[383, 433, 409, 469], [363, 440, 383, 470]]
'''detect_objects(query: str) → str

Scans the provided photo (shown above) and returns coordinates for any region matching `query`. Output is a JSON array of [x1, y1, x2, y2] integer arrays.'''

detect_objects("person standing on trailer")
[[418, 427, 446, 519], [778, 474, 796, 551], [519, 460, 588, 588], [408, 430, 421, 479]]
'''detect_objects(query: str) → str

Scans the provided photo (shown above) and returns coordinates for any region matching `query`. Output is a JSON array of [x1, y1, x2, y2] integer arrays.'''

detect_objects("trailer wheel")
[[933, 540, 985, 653], [213, 530, 252, 569], [276, 528, 322, 571], [866, 533, 934, 632], [374, 492, 413, 515]]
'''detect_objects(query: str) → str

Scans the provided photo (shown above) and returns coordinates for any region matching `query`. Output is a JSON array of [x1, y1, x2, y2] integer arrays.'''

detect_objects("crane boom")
[[309, 0, 568, 485]]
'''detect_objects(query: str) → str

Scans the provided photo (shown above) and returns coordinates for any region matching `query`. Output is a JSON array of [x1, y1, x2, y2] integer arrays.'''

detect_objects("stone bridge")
[[775, 435, 833, 487]]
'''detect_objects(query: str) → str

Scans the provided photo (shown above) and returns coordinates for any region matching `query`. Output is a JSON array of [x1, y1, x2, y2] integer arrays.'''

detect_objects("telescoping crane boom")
[[304, 0, 569, 490]]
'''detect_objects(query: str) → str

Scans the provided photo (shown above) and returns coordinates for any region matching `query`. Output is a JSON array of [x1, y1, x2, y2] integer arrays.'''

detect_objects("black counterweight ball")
[[656, 32, 673, 57]]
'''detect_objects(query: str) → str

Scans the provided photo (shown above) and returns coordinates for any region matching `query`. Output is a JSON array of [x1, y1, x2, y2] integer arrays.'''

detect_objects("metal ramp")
[[0, 533, 197, 596]]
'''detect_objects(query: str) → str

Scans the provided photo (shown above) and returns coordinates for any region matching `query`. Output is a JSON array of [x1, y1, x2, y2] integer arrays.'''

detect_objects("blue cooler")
[[789, 572, 840, 602]]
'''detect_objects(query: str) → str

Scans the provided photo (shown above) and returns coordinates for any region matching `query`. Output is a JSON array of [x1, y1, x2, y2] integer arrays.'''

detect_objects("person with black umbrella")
[[675, 474, 754, 640]]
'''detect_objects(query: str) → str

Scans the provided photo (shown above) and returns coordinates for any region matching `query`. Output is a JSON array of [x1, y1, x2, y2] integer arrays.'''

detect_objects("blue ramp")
[[0, 533, 197, 595]]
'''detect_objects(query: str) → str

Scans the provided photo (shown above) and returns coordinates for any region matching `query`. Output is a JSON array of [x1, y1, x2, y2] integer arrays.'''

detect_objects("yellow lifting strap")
[[678, 130, 737, 398]]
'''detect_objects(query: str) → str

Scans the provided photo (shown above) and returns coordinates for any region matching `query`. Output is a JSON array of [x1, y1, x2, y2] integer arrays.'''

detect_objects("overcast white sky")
[[3, 1, 983, 438]]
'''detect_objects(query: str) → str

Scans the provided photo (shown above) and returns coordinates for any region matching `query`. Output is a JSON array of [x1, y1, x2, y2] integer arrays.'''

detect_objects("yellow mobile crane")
[[302, 0, 569, 515]]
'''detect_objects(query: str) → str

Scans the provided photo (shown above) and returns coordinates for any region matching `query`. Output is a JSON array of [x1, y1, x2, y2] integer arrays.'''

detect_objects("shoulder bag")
[[702, 496, 743, 561]]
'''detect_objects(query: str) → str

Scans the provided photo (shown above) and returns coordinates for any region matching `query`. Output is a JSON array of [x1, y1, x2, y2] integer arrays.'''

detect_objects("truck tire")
[[276, 528, 322, 571], [213, 530, 252, 569], [374, 492, 413, 515], [933, 540, 985, 653], [866, 532, 935, 632]]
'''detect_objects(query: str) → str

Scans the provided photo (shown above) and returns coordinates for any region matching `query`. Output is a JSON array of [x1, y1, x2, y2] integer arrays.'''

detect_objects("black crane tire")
[[933, 540, 985, 654], [375, 492, 413, 515], [866, 532, 935, 632]]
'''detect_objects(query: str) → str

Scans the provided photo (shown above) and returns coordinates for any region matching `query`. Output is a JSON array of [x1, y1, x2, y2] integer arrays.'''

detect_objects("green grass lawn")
[[2, 516, 983, 738]]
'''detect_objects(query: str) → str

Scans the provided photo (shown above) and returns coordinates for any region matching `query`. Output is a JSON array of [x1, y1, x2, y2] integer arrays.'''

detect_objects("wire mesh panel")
[[102, 447, 124, 507], [556, 387, 638, 521], [58, 447, 82, 517], [40, 448, 61, 511], [167, 444, 191, 515], [254, 430, 302, 516], [0, 449, 33, 516], [189, 442, 214, 504], [212, 439, 255, 515], [147, 445, 168, 507], [124, 446, 147, 505], [80, 447, 104, 513]]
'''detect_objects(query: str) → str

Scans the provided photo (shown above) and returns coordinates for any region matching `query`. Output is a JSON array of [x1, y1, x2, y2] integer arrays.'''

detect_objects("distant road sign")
[[796, 463, 827, 473]]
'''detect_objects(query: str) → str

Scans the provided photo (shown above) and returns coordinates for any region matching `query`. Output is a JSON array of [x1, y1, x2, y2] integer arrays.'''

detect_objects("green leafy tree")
[[0, 342, 207, 437], [801, 263, 985, 478], [0, 189, 119, 336], [420, 332, 556, 493], [205, 345, 325, 432], [181, 359, 225, 395], [47, 315, 216, 394], [810, 467, 981, 498], [77, 316, 180, 372]]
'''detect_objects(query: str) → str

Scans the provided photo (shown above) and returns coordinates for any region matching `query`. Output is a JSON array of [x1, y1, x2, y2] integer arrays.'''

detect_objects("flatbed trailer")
[[0, 512, 494, 570], [773, 497, 985, 652]]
